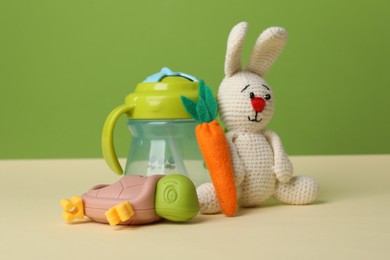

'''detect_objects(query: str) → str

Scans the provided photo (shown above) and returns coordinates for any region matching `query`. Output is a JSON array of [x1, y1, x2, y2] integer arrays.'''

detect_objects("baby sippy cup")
[[102, 68, 210, 187]]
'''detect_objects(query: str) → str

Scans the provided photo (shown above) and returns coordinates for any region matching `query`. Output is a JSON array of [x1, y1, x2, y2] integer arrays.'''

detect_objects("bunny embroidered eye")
[[249, 92, 255, 99], [261, 84, 270, 90], [264, 94, 271, 100]]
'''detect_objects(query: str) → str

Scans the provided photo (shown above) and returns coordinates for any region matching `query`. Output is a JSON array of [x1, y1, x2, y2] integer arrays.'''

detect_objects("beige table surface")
[[0, 155, 389, 260]]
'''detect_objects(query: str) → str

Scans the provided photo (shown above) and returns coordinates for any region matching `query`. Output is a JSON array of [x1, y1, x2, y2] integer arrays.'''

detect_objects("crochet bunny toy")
[[197, 22, 318, 214]]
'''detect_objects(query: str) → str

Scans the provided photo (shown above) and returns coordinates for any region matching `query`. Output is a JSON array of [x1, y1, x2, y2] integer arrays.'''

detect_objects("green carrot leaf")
[[203, 82, 218, 120], [180, 96, 199, 121], [196, 97, 212, 123], [198, 79, 207, 101], [180, 80, 217, 123]]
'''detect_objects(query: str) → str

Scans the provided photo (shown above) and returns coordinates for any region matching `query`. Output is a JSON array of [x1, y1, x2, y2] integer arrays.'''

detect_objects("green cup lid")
[[124, 68, 199, 119]]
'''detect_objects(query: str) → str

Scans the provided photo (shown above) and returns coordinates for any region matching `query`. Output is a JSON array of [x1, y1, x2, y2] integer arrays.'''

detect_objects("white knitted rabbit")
[[197, 22, 318, 213]]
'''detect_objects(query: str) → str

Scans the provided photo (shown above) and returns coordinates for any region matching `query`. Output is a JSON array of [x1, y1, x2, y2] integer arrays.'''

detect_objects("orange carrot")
[[196, 120, 237, 216], [181, 80, 237, 216]]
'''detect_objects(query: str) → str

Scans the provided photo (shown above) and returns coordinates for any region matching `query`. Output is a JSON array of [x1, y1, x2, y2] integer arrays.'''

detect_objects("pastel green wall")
[[1, 0, 389, 159]]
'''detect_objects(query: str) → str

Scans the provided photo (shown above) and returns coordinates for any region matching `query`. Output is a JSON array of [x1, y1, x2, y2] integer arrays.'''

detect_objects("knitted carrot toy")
[[181, 80, 237, 216]]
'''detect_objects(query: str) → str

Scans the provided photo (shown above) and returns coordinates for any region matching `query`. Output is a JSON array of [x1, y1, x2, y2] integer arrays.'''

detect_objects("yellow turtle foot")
[[60, 196, 84, 223], [105, 201, 135, 226]]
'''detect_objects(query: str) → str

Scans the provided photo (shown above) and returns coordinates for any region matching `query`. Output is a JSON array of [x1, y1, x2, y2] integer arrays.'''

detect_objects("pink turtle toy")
[[60, 174, 200, 226]]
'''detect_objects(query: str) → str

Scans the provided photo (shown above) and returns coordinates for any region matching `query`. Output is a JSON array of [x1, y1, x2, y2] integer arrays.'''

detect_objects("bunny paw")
[[273, 176, 318, 205]]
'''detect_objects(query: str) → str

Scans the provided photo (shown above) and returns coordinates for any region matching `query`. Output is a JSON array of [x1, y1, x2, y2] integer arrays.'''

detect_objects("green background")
[[1, 0, 389, 159]]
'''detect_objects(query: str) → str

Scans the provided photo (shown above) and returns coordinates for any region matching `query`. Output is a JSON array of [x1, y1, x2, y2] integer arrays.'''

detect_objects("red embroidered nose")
[[251, 97, 266, 112]]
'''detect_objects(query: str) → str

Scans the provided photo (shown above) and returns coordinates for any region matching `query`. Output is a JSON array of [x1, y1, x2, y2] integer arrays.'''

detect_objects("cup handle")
[[102, 104, 134, 175]]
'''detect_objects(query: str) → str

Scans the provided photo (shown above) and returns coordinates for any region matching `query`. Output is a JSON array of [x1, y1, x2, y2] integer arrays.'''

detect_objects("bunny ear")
[[246, 27, 288, 77], [224, 22, 248, 77]]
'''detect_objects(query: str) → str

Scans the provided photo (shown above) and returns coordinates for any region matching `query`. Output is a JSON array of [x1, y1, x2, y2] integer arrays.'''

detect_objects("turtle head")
[[155, 174, 199, 222]]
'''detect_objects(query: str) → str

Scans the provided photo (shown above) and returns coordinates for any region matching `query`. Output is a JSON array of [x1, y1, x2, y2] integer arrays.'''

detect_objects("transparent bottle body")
[[124, 119, 210, 187]]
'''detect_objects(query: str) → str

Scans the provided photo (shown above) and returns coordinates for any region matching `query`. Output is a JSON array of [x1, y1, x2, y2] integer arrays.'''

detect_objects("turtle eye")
[[249, 92, 255, 99], [264, 94, 271, 100]]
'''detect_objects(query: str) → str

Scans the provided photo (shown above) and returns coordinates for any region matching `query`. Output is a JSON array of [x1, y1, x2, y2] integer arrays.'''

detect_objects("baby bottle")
[[102, 68, 210, 187]]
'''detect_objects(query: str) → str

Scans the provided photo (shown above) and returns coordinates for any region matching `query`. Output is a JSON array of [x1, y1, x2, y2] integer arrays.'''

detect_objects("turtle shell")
[[81, 175, 164, 225]]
